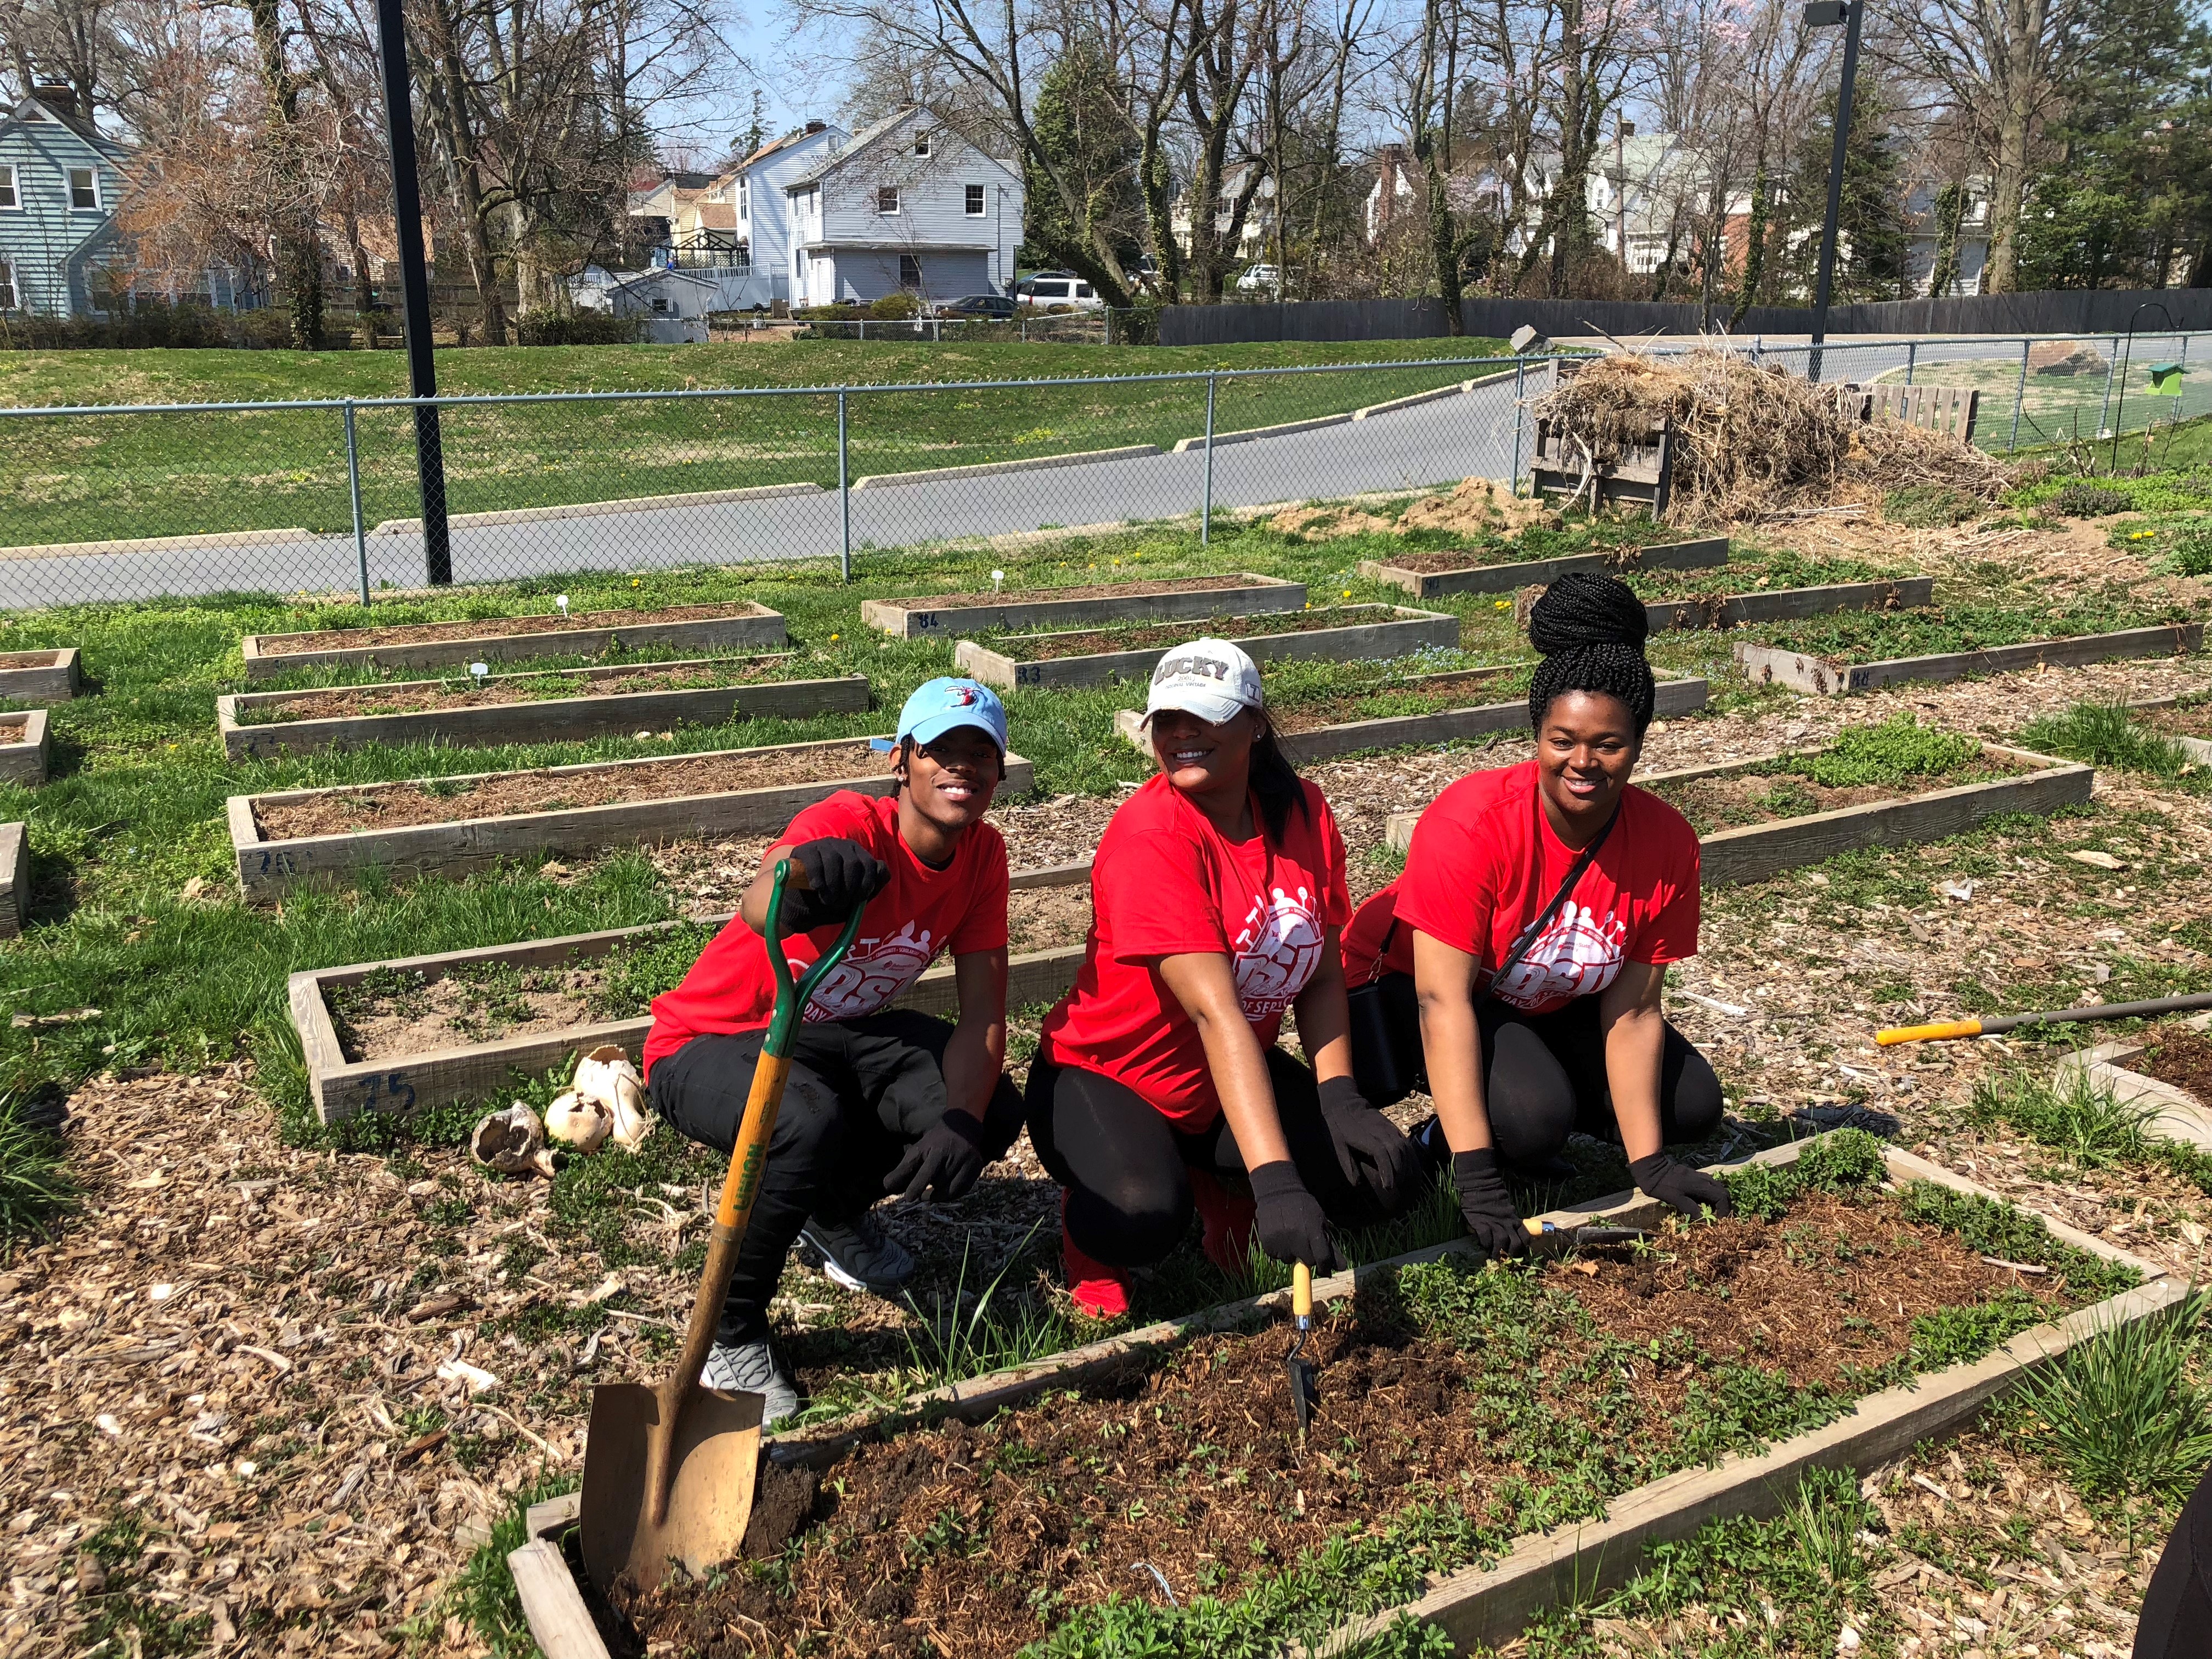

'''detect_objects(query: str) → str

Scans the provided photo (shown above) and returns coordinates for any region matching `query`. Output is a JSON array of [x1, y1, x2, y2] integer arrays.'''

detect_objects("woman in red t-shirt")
[[644, 679, 1024, 1424], [1341, 574, 1730, 1257], [1029, 640, 1428, 1317]]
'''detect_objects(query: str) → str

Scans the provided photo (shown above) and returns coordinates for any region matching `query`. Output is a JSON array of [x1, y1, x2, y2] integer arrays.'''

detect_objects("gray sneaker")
[[701, 1339, 800, 1427], [800, 1210, 916, 1298]]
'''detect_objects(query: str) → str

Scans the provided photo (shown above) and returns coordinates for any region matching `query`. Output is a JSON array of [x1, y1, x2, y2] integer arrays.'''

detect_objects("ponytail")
[[1248, 711, 1310, 844]]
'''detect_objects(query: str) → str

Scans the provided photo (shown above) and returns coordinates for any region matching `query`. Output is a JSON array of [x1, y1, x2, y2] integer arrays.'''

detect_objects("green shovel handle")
[[759, 856, 868, 1058]]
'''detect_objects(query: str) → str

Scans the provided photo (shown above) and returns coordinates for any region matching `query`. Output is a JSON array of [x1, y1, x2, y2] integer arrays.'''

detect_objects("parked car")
[[932, 294, 1018, 320], [1234, 263, 1283, 296], [1015, 272, 1104, 310]]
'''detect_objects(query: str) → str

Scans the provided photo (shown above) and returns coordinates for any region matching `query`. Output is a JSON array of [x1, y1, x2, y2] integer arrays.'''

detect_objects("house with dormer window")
[[0, 85, 132, 317], [784, 106, 1022, 307]]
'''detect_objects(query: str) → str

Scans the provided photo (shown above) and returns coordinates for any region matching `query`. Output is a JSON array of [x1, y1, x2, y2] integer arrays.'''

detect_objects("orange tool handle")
[[1875, 1018, 1985, 1046]]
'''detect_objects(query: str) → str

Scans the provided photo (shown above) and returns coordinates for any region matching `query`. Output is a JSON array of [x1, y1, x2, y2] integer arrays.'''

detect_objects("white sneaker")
[[801, 1210, 917, 1298], [700, 1340, 800, 1427]]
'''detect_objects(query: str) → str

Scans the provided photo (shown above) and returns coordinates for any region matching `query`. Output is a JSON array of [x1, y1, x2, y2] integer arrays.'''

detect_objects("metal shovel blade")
[[1283, 1343, 1319, 1437], [579, 1380, 766, 1595]]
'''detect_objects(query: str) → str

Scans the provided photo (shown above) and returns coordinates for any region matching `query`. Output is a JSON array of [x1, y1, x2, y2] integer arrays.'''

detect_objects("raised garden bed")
[[507, 1132, 2177, 1659], [0, 821, 22, 938], [0, 648, 81, 704], [1115, 669, 1709, 764], [2056, 1016, 2212, 1153], [291, 862, 1090, 1122], [1386, 726, 2089, 886], [861, 573, 1306, 638], [1643, 576, 1932, 633], [953, 604, 1460, 691], [217, 658, 869, 759], [2124, 693, 2212, 764], [230, 737, 1036, 904], [1361, 534, 1729, 599], [0, 711, 50, 787], [240, 602, 787, 681], [1738, 622, 2207, 697]]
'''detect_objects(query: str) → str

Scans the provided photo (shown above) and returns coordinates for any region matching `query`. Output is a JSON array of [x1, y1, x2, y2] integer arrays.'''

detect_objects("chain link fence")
[[1, 332, 2205, 610]]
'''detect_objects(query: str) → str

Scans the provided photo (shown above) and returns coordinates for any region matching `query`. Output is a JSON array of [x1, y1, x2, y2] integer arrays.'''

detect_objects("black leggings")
[[1353, 972, 1723, 1163], [648, 1009, 1024, 1345], [1025, 1048, 1412, 1268], [2136, 1458, 2212, 1658]]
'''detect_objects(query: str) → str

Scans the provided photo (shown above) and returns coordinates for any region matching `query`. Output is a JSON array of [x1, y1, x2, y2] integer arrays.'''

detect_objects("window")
[[1075, 283, 1093, 300], [964, 184, 985, 216], [69, 167, 98, 210], [796, 248, 810, 276], [877, 186, 900, 215], [913, 133, 930, 156], [899, 254, 921, 287], [0, 261, 14, 311], [0, 166, 15, 210]]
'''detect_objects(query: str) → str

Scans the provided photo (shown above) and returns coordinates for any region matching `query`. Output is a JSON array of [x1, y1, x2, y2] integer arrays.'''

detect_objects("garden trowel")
[[578, 859, 866, 1595], [1283, 1261, 1319, 1439]]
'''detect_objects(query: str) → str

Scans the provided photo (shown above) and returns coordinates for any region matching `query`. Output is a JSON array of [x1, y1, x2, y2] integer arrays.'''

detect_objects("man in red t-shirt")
[[644, 679, 1022, 1424], [1342, 573, 1731, 1256], [1029, 639, 1427, 1317]]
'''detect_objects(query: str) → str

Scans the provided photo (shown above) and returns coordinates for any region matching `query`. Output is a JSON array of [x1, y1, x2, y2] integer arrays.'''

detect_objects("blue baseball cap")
[[882, 677, 1008, 754]]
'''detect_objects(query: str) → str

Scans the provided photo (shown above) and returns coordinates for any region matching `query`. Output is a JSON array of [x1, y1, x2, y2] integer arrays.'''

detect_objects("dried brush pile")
[[1532, 348, 2017, 520]]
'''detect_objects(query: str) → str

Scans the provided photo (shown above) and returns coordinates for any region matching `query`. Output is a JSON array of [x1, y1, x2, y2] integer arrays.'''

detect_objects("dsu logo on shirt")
[[1494, 901, 1628, 1009], [1232, 884, 1325, 1019], [797, 922, 938, 1020]]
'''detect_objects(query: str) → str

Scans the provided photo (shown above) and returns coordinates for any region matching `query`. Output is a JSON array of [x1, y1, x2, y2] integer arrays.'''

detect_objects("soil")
[[253, 743, 885, 839], [0, 716, 29, 743], [1651, 754, 2024, 834], [252, 602, 768, 656], [619, 1190, 2068, 1658], [1273, 669, 1525, 733], [240, 660, 798, 725], [2130, 1023, 2212, 1101], [331, 885, 1095, 1061], [1003, 606, 1405, 662], [2141, 701, 2212, 739], [0, 648, 63, 669], [890, 577, 1266, 610], [1399, 475, 1561, 537]]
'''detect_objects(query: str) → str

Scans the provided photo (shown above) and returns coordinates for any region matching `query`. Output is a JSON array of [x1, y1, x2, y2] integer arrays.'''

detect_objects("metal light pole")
[[373, 0, 453, 586], [1802, 0, 1864, 384]]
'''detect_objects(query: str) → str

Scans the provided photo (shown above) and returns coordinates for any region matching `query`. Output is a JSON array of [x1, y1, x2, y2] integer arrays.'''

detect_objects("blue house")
[[0, 87, 133, 318]]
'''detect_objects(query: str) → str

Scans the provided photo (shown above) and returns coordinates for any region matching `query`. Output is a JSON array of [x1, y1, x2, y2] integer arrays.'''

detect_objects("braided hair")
[[1526, 571, 1656, 735]]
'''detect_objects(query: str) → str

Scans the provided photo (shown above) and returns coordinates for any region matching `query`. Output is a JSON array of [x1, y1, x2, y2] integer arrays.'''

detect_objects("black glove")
[[1317, 1076, 1429, 1212], [1248, 1161, 1344, 1276], [1630, 1152, 1734, 1220], [1450, 1148, 1528, 1260], [883, 1110, 988, 1204], [782, 837, 890, 932]]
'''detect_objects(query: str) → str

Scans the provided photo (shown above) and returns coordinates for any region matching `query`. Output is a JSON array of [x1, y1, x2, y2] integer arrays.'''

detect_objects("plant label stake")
[[556, 594, 570, 618], [578, 859, 866, 1595], [467, 661, 488, 690], [1283, 1261, 1318, 1441], [991, 569, 1005, 596]]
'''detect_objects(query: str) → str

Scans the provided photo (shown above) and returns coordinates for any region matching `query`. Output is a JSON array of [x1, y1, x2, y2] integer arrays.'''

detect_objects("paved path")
[[0, 376, 1532, 607]]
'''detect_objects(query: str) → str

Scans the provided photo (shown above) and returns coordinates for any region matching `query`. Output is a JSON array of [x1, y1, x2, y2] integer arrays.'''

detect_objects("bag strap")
[[1484, 801, 1620, 1000]]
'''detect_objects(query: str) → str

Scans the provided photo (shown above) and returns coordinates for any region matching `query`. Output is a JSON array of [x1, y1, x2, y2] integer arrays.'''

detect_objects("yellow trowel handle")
[[1292, 1261, 1313, 1328]]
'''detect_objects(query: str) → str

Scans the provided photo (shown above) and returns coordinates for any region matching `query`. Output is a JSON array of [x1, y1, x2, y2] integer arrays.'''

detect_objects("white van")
[[1016, 272, 1104, 310]]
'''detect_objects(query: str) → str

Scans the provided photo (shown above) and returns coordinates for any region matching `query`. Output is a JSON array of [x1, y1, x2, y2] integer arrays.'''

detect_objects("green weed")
[[2051, 482, 2132, 517], [1886, 484, 1978, 526], [1968, 1068, 2161, 1168], [2017, 701, 2193, 779], [0, 1086, 74, 1247], [2017, 1291, 2212, 1501], [1798, 715, 1979, 789], [1894, 1180, 2140, 1301], [424, 1471, 579, 1658]]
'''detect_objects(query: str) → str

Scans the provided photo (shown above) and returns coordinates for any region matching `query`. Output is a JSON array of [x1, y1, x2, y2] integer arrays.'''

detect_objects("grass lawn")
[[0, 337, 1510, 549]]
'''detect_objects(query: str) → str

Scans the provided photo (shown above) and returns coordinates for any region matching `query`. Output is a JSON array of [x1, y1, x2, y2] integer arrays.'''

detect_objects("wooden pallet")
[[1531, 416, 1673, 518], [1845, 382, 1980, 441]]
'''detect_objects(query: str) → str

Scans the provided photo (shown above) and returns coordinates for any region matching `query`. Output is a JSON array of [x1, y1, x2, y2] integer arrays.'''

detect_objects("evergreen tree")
[[1022, 40, 1143, 292], [1784, 80, 1909, 302]]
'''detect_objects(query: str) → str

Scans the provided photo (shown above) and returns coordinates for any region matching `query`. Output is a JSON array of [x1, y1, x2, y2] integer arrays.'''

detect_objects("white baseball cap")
[[1143, 637, 1264, 727]]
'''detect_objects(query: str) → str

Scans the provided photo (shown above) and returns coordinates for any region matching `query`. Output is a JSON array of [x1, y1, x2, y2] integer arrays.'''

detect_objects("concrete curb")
[[0, 526, 319, 562], [1351, 365, 1520, 421], [852, 444, 1161, 489], [369, 482, 822, 535], [1173, 412, 1352, 453]]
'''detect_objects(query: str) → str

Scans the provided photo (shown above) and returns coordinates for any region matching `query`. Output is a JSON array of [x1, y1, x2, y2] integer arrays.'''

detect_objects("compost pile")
[[1531, 348, 2016, 520]]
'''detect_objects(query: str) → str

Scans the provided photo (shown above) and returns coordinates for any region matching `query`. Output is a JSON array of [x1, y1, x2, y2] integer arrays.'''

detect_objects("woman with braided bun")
[[1340, 571, 1729, 1256]]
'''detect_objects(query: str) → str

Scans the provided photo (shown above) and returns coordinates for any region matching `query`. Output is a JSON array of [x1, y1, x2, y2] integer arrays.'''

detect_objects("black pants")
[[648, 1010, 1024, 1346], [1351, 972, 1724, 1163], [1025, 1047, 1412, 1269], [2136, 1459, 2212, 1658]]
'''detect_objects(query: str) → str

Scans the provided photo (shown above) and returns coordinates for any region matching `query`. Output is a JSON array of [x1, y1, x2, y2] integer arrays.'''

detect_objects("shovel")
[[1282, 1261, 1319, 1440], [579, 858, 867, 1596]]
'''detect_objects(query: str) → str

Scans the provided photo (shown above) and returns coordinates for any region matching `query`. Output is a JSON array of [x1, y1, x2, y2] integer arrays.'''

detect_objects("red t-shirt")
[[644, 791, 1009, 1076], [1040, 774, 1351, 1125], [1341, 760, 1699, 1015]]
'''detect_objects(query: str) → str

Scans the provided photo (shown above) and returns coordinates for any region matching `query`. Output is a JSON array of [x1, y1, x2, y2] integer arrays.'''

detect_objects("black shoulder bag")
[[1347, 802, 1620, 1105]]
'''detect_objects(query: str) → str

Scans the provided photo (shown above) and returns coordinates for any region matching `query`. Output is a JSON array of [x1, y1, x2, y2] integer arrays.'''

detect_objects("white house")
[[571, 265, 716, 341], [783, 106, 1023, 307], [1170, 162, 1274, 258]]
